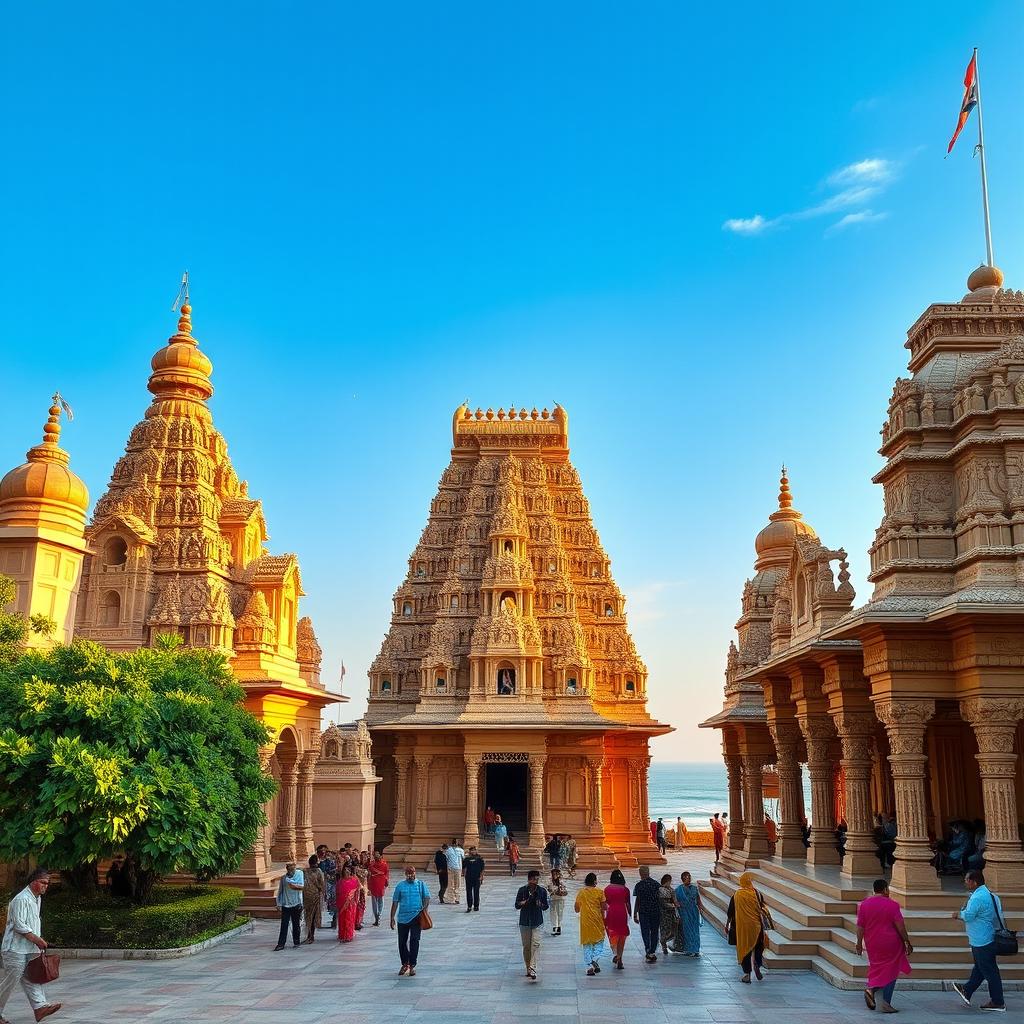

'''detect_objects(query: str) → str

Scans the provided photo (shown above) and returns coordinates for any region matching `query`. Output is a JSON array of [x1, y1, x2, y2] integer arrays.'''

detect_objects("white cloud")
[[826, 209, 888, 235], [827, 158, 893, 187], [722, 214, 772, 235], [723, 156, 895, 238], [852, 96, 883, 115]]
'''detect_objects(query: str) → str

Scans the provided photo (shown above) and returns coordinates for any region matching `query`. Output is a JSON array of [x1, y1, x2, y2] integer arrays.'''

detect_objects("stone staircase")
[[700, 858, 1024, 990]]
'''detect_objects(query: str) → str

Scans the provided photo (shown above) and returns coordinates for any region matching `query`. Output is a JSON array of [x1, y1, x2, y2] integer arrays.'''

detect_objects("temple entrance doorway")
[[485, 763, 528, 836]]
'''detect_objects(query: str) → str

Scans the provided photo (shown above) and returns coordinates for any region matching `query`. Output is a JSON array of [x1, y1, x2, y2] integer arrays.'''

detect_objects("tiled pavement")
[[19, 849, 1007, 1024]]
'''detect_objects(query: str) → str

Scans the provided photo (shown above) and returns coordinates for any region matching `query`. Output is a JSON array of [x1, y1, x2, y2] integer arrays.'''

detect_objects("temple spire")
[[778, 465, 792, 511]]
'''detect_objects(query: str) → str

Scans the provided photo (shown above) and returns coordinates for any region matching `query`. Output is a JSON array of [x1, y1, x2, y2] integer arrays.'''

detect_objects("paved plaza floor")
[[26, 849, 1005, 1024]]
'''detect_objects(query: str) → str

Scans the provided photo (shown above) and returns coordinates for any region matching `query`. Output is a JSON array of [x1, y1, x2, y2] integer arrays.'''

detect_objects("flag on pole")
[[54, 392, 74, 421], [339, 661, 346, 683], [948, 52, 979, 153]]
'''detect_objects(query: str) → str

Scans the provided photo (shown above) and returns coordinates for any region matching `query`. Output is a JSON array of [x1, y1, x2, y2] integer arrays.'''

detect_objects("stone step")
[[711, 874, 845, 927], [756, 858, 874, 902]]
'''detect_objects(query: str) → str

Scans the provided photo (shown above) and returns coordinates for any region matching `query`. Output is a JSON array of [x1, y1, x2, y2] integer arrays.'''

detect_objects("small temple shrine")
[[701, 263, 1024, 987], [366, 403, 672, 866]]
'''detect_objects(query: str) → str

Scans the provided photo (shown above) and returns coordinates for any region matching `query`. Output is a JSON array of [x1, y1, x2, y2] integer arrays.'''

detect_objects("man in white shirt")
[[1, 867, 61, 1023], [445, 839, 465, 905], [273, 862, 305, 950]]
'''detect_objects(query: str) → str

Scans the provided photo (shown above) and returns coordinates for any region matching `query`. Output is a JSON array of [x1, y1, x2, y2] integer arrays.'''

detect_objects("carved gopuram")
[[367, 404, 672, 868], [700, 264, 1024, 989], [60, 300, 373, 913]]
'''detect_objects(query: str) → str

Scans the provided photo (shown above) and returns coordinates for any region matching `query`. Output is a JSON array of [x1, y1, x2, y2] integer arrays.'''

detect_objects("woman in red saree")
[[336, 864, 360, 942], [855, 879, 913, 1012]]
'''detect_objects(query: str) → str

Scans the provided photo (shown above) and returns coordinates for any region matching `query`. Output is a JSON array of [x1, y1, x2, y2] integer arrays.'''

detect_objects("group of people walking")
[[273, 844, 391, 949]]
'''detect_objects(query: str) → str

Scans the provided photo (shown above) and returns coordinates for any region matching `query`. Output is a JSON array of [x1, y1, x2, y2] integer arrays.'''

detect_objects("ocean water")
[[648, 761, 730, 829], [650, 761, 815, 828]]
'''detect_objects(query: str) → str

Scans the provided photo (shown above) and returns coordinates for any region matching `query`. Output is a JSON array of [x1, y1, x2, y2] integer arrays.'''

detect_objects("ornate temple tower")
[[73, 299, 341, 908], [0, 397, 90, 646], [367, 404, 672, 866]]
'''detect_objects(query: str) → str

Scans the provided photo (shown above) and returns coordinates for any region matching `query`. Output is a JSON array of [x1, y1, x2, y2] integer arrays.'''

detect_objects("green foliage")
[[0, 575, 29, 662], [0, 638, 277, 896], [28, 614, 56, 638], [40, 884, 245, 949]]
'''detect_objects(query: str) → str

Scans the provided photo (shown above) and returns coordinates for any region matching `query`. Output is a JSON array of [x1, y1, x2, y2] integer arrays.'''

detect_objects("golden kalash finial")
[[778, 465, 793, 511]]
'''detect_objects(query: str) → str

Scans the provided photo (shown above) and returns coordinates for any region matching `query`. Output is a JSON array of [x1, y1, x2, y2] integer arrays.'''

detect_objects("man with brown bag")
[[390, 865, 430, 977], [1, 867, 61, 1023]]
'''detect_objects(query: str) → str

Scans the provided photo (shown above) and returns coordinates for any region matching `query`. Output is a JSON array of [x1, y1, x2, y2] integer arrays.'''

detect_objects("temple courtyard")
[[43, 849, 997, 1024]]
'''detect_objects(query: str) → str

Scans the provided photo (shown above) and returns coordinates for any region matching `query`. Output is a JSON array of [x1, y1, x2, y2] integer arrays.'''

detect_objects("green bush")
[[39, 884, 245, 949]]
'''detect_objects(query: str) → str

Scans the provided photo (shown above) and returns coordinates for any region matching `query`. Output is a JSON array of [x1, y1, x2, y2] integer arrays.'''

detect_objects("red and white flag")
[[948, 52, 978, 153]]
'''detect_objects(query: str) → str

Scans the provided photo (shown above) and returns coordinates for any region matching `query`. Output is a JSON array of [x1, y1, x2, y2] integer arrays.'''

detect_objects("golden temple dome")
[[0, 396, 89, 532], [753, 467, 816, 569], [148, 303, 214, 402]]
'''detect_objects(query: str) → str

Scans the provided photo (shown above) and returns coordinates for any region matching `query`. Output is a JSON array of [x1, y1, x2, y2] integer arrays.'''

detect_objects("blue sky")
[[3, 3, 1022, 760]]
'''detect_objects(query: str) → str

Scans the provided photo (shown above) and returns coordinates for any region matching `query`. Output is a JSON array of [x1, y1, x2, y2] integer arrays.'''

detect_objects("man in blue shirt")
[[514, 870, 549, 980], [952, 869, 1006, 1013], [390, 865, 430, 976], [273, 862, 304, 950]]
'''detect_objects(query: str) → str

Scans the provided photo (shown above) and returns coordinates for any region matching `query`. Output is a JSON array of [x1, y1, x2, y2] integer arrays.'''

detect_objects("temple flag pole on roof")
[[947, 48, 995, 267], [171, 270, 190, 312]]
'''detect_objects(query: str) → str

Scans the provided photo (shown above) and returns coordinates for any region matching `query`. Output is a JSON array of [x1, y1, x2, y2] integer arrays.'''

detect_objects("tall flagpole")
[[973, 47, 995, 267]]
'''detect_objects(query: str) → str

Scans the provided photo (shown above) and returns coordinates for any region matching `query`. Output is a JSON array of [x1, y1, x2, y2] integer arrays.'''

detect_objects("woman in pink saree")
[[336, 864, 360, 942], [855, 879, 913, 1013]]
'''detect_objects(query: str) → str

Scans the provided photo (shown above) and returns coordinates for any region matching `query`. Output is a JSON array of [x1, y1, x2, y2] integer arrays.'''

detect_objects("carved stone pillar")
[[295, 749, 319, 859], [586, 755, 605, 836], [413, 754, 432, 833], [741, 753, 770, 858], [464, 754, 482, 847], [799, 715, 839, 865], [834, 711, 880, 877], [768, 723, 806, 859], [528, 754, 547, 848], [961, 697, 1024, 890], [724, 753, 745, 852], [876, 699, 938, 891], [641, 756, 652, 826], [271, 761, 299, 863], [393, 754, 412, 837]]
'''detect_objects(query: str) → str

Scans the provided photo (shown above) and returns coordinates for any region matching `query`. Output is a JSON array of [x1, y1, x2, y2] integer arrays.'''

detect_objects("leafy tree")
[[0, 575, 57, 661], [0, 628, 277, 902]]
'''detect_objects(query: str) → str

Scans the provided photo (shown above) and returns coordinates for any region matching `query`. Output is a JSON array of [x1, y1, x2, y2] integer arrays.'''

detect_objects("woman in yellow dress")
[[574, 871, 608, 976], [726, 872, 773, 983]]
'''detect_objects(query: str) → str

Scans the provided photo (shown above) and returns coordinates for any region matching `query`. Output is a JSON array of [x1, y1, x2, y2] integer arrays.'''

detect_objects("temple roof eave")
[[735, 636, 863, 683]]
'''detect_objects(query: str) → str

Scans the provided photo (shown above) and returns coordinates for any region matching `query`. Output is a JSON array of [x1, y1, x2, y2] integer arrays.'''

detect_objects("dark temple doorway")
[[485, 763, 528, 837]]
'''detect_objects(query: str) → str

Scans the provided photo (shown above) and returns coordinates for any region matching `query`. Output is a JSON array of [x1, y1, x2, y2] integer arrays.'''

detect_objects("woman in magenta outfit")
[[603, 868, 632, 970], [855, 879, 913, 1013], [336, 864, 360, 942]]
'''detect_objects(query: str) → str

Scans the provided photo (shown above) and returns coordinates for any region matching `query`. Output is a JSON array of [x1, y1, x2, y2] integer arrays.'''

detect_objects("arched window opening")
[[436, 675, 446, 690], [625, 679, 636, 693], [497, 665, 516, 695], [604, 602, 614, 617], [450, 596, 459, 609], [100, 591, 121, 626], [796, 574, 807, 620], [381, 679, 392, 693], [103, 536, 128, 566], [499, 591, 517, 612], [567, 675, 578, 694], [402, 602, 413, 617]]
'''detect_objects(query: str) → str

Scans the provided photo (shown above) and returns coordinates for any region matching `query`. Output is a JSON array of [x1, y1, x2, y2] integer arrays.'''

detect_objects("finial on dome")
[[967, 263, 1004, 293], [170, 270, 194, 341], [42, 393, 63, 447], [778, 465, 792, 510]]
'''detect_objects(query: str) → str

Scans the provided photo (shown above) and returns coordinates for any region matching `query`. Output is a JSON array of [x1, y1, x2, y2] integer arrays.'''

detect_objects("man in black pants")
[[433, 843, 449, 904], [632, 865, 662, 963], [463, 846, 486, 912], [273, 862, 304, 950]]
